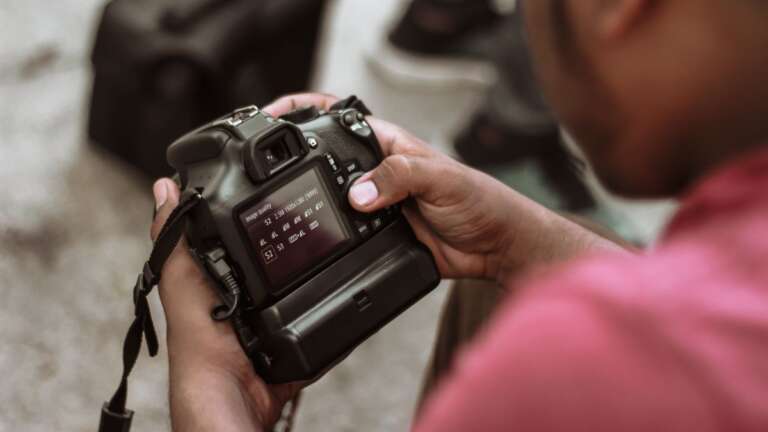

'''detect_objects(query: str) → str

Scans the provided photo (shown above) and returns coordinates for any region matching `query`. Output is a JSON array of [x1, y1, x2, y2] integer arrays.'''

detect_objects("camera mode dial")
[[338, 109, 373, 139], [343, 171, 365, 207]]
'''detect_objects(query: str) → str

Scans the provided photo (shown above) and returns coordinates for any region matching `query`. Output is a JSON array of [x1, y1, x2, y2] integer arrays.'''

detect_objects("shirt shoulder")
[[416, 150, 768, 431], [415, 240, 768, 432]]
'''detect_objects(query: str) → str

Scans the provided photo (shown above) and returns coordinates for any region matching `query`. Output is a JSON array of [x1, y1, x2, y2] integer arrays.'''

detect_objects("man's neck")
[[687, 137, 768, 189]]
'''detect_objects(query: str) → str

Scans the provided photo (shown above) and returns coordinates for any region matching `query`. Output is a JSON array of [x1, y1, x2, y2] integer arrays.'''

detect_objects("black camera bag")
[[88, 0, 328, 178]]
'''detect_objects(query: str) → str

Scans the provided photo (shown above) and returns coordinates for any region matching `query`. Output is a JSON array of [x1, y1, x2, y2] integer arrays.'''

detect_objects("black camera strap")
[[98, 97, 373, 432], [329, 95, 372, 116], [99, 192, 202, 432]]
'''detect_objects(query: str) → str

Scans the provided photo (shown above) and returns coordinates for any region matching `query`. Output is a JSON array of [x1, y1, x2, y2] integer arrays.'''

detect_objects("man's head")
[[522, 0, 768, 197]]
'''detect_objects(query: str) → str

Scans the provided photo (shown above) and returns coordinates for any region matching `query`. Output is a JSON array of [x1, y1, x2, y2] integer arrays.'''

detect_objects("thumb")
[[347, 154, 442, 212], [151, 178, 181, 241]]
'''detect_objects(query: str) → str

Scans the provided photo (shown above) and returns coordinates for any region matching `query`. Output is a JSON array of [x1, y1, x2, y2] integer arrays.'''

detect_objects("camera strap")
[[99, 191, 203, 432], [97, 97, 373, 432], [329, 94, 372, 116]]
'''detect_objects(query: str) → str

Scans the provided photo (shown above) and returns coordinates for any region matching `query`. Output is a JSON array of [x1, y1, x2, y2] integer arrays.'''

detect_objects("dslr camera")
[[167, 97, 440, 383]]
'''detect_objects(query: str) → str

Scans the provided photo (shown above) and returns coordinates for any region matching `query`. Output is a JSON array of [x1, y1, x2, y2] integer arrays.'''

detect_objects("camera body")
[[167, 98, 440, 383]]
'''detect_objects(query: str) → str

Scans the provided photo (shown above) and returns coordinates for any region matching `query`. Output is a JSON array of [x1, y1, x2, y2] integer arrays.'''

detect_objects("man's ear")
[[596, 0, 654, 39]]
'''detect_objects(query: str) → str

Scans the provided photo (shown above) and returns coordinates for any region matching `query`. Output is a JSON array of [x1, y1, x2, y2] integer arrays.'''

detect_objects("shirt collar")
[[663, 146, 768, 239]]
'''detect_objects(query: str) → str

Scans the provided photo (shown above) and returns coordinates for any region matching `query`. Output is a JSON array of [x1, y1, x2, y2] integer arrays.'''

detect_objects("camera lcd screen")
[[240, 168, 349, 288]]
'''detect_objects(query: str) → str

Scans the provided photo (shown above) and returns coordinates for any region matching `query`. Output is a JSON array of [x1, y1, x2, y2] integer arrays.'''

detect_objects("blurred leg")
[[416, 279, 506, 411], [454, 10, 596, 211]]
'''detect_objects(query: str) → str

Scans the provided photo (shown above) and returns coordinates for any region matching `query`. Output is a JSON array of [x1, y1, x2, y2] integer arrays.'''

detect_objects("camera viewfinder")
[[244, 126, 307, 183]]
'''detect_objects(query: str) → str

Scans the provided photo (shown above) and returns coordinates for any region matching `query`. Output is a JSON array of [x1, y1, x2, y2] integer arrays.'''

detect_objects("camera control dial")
[[338, 109, 373, 139], [343, 171, 365, 204]]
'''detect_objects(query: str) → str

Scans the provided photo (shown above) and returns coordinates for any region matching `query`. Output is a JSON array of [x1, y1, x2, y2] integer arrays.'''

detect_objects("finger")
[[151, 178, 181, 241], [401, 205, 483, 279], [347, 153, 459, 212], [400, 206, 451, 276], [366, 117, 433, 158], [401, 205, 444, 259], [148, 179, 214, 316], [262, 93, 340, 118], [150, 179, 206, 301]]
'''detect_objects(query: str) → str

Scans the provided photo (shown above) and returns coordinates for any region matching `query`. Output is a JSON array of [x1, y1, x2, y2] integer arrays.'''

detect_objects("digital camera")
[[167, 96, 440, 383]]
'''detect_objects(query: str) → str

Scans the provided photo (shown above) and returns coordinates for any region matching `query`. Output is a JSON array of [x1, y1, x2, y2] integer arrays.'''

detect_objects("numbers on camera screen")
[[261, 245, 277, 263], [240, 169, 351, 286], [256, 189, 331, 265]]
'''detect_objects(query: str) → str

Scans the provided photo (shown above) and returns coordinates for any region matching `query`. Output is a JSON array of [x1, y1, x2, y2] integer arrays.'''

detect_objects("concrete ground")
[[0, 1, 675, 431]]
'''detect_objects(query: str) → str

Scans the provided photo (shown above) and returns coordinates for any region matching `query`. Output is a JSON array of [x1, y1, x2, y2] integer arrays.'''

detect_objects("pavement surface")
[[0, 1, 675, 431]]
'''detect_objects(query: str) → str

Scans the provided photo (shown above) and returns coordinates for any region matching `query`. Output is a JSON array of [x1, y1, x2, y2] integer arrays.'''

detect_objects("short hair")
[[550, 0, 571, 54]]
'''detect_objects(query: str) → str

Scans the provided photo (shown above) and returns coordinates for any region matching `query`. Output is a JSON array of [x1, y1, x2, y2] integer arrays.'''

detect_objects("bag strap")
[[99, 192, 202, 432]]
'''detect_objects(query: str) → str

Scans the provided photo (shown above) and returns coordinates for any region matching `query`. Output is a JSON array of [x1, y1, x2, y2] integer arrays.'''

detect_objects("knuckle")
[[150, 220, 165, 240], [389, 154, 413, 178], [376, 154, 413, 197], [287, 96, 299, 110], [388, 128, 424, 156], [150, 209, 174, 240], [383, 154, 412, 180]]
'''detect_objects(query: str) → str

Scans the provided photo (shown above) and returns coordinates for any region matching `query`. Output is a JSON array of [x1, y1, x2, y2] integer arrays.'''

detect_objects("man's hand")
[[265, 94, 622, 285], [153, 93, 623, 431], [152, 179, 301, 432]]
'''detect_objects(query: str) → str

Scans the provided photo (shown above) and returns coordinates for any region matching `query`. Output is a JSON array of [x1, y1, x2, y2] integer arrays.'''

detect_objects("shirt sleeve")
[[412, 292, 717, 432]]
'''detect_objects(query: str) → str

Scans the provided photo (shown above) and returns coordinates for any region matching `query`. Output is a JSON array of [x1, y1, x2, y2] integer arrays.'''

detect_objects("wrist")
[[488, 190, 619, 285], [166, 342, 275, 431], [169, 362, 272, 432]]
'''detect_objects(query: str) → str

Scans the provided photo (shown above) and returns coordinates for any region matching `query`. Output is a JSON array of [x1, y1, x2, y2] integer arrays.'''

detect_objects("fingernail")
[[349, 180, 379, 206], [153, 179, 169, 210]]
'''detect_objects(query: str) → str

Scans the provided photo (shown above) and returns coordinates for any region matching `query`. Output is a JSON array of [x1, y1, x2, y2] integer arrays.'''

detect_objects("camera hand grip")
[[256, 219, 440, 383]]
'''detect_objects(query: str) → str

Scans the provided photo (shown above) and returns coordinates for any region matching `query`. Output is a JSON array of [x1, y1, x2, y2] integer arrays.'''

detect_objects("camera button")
[[261, 245, 277, 263], [371, 216, 384, 231], [324, 152, 340, 172], [343, 172, 365, 201], [342, 111, 357, 126], [351, 123, 373, 139], [344, 160, 360, 174], [355, 221, 372, 238], [335, 173, 346, 187]]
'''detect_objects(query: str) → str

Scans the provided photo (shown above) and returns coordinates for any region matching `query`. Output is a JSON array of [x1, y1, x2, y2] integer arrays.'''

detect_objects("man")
[[150, 0, 768, 430]]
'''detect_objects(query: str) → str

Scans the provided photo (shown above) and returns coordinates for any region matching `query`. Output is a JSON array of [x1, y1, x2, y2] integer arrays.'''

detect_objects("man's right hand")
[[265, 94, 621, 285], [346, 116, 529, 282]]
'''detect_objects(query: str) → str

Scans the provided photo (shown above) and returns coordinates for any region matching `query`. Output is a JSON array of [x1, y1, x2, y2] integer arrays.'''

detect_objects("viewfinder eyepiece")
[[244, 125, 306, 183]]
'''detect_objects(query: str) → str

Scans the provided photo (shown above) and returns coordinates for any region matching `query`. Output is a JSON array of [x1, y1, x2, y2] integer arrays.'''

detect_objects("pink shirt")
[[415, 148, 768, 432]]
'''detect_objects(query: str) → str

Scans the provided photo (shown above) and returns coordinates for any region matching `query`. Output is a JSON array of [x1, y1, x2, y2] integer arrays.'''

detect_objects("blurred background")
[[0, 0, 676, 431]]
